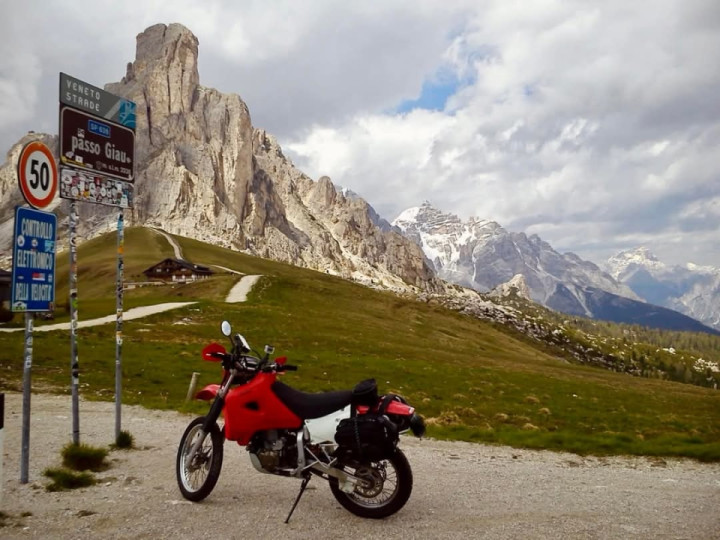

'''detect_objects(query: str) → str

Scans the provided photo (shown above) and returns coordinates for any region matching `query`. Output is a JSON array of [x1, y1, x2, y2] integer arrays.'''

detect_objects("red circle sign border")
[[17, 141, 58, 209]]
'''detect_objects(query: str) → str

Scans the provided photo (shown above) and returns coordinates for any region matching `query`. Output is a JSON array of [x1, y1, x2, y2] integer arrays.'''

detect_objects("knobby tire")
[[176, 416, 224, 502]]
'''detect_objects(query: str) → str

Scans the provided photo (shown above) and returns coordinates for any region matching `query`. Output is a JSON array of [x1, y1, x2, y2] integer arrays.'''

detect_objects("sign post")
[[59, 106, 135, 182], [20, 313, 32, 484], [59, 72, 135, 444], [115, 212, 124, 440], [12, 205, 57, 483], [14, 140, 58, 483], [59, 72, 137, 129], [69, 202, 80, 444]]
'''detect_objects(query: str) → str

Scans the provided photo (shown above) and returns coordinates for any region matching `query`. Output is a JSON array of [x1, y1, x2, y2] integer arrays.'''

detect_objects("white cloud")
[[0, 0, 718, 269], [287, 0, 720, 267]]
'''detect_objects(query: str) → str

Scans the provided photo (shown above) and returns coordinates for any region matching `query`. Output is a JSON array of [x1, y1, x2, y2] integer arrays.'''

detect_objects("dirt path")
[[152, 228, 184, 260], [0, 303, 197, 333], [225, 275, 262, 303], [0, 393, 718, 539]]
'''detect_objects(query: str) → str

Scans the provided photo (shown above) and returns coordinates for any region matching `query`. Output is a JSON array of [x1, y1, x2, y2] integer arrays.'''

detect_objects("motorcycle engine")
[[249, 430, 297, 474]]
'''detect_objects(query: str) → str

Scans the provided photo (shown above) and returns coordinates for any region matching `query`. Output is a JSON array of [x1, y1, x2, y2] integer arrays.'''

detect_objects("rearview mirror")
[[221, 321, 231, 336]]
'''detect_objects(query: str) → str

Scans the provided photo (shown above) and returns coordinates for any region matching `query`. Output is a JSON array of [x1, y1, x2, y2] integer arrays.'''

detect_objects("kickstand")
[[284, 474, 311, 524]]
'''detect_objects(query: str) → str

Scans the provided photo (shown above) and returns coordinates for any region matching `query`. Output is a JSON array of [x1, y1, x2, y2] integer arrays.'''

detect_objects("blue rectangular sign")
[[11, 207, 57, 312], [88, 118, 111, 138]]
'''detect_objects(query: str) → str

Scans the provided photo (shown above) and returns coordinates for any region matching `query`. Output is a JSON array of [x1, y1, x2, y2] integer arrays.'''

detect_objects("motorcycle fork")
[[187, 372, 233, 461]]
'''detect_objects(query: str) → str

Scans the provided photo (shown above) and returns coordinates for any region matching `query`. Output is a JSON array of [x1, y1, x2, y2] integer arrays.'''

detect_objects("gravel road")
[[0, 303, 197, 334], [1, 393, 719, 539]]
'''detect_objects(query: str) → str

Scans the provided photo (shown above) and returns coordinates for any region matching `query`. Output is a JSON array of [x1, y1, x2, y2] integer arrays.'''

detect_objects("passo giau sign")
[[59, 106, 135, 182]]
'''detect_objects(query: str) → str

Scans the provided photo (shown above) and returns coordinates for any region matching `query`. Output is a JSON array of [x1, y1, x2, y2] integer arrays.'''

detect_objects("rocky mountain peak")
[[613, 246, 660, 263], [394, 201, 463, 233], [606, 247, 664, 281], [0, 23, 438, 294], [121, 23, 199, 114]]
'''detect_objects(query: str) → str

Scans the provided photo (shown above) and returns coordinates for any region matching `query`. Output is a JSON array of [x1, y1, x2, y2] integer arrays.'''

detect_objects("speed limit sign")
[[17, 141, 58, 209]]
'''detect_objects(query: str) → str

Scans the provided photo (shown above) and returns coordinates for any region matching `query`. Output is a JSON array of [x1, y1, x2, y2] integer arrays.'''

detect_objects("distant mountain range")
[[0, 22, 715, 337], [606, 247, 720, 331], [393, 202, 719, 334]]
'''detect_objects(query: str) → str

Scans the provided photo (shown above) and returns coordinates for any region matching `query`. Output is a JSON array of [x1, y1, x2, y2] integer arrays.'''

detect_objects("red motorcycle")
[[176, 321, 425, 522]]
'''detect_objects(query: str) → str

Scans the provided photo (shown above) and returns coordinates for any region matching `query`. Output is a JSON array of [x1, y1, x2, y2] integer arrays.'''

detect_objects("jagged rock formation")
[[489, 274, 531, 301], [607, 248, 720, 331], [0, 23, 437, 292]]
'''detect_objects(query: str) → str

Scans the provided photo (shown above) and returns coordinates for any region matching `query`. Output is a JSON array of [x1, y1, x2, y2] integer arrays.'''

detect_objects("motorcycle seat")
[[272, 381, 352, 420]]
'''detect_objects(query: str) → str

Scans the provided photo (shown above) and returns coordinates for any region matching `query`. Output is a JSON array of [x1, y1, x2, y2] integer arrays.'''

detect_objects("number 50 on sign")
[[17, 141, 58, 210]]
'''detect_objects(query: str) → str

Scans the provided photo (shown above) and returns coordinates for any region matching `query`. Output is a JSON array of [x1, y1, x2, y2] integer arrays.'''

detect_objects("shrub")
[[113, 430, 135, 450], [43, 468, 96, 491], [61, 443, 109, 472]]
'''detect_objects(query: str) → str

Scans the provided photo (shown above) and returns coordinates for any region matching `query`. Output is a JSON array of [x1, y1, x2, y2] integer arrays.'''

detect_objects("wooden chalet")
[[142, 258, 214, 282]]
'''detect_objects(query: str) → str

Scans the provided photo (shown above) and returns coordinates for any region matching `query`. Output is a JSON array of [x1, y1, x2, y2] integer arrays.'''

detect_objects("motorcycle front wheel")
[[176, 416, 224, 501], [329, 448, 413, 519]]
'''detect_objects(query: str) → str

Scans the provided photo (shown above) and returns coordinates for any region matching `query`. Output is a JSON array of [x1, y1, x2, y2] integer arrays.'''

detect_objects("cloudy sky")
[[1, 0, 719, 268]]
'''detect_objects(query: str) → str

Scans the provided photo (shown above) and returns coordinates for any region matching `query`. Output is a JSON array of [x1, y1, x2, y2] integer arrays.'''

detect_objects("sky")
[[1, 0, 719, 268]]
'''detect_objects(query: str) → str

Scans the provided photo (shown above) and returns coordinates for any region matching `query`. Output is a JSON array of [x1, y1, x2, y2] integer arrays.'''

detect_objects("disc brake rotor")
[[354, 465, 386, 498]]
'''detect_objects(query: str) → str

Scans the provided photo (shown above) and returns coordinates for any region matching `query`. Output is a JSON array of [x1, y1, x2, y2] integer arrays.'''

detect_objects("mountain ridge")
[[393, 202, 718, 334]]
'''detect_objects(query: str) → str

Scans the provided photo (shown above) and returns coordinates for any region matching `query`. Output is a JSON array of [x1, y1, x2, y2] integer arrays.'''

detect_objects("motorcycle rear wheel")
[[176, 416, 224, 501], [329, 448, 413, 519]]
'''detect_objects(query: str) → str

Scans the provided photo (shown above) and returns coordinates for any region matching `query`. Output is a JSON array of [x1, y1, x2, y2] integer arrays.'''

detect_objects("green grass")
[[1, 227, 719, 461], [43, 468, 97, 491], [61, 442, 110, 472], [113, 430, 135, 450]]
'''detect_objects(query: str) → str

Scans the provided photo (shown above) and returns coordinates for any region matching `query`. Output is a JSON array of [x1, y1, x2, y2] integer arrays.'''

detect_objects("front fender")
[[195, 384, 221, 401]]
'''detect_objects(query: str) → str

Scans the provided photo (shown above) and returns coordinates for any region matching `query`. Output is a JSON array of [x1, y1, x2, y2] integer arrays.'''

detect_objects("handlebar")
[[259, 362, 298, 373], [229, 356, 298, 375]]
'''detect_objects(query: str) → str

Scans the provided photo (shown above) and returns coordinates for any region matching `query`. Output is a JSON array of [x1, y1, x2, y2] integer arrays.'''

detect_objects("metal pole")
[[69, 200, 79, 445], [20, 312, 33, 483], [115, 210, 124, 441]]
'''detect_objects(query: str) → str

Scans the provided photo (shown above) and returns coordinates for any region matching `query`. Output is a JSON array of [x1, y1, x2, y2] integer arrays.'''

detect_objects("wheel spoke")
[[345, 459, 400, 508], [176, 417, 224, 502]]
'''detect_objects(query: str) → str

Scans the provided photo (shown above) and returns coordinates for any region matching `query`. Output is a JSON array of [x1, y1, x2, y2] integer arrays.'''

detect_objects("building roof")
[[142, 258, 214, 275]]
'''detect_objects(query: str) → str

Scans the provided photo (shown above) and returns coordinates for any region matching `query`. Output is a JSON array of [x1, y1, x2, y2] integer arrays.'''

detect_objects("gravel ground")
[[1, 393, 719, 539]]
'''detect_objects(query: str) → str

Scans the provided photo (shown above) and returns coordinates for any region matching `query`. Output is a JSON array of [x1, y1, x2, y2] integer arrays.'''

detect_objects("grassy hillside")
[[1, 227, 718, 461]]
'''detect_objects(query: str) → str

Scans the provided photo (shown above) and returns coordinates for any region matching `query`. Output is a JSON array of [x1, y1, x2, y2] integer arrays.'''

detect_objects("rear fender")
[[356, 399, 415, 416], [385, 400, 415, 416], [195, 384, 221, 401]]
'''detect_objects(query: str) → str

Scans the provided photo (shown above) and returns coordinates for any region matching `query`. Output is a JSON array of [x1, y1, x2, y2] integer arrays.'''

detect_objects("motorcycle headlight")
[[409, 413, 426, 438]]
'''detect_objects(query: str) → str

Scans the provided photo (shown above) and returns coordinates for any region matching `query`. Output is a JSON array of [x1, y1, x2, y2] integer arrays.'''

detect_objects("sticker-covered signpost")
[[59, 73, 136, 443], [13, 142, 58, 483]]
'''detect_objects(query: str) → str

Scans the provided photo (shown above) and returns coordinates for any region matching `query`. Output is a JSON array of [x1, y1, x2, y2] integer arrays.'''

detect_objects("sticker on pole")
[[17, 141, 58, 210]]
